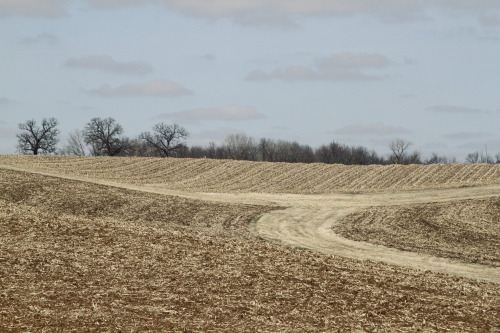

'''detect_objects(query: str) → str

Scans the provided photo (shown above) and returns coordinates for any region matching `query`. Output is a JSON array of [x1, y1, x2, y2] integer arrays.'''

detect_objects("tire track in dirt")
[[256, 204, 500, 283], [255, 186, 500, 283], [2, 163, 499, 283]]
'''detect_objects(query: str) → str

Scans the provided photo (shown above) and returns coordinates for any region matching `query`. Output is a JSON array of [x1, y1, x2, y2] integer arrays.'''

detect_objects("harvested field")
[[1, 155, 500, 193], [1, 156, 500, 331], [0, 169, 277, 240], [1, 168, 499, 332], [335, 197, 500, 267]]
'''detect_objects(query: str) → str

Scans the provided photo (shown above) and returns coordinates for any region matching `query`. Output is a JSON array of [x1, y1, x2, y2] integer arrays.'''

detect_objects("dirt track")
[[254, 187, 500, 283], [2, 162, 499, 283]]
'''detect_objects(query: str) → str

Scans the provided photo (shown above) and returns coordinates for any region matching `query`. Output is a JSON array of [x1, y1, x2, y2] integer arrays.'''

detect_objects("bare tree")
[[224, 133, 258, 160], [465, 150, 495, 164], [406, 151, 422, 165], [17, 118, 59, 155], [205, 141, 216, 159], [140, 123, 189, 157], [389, 138, 412, 164], [61, 129, 87, 156], [259, 138, 275, 162], [83, 117, 124, 156], [465, 151, 480, 164], [122, 137, 160, 157], [425, 153, 456, 165]]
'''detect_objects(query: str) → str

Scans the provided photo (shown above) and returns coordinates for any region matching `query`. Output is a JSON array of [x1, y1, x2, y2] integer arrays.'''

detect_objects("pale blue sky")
[[1, 1, 499, 161]]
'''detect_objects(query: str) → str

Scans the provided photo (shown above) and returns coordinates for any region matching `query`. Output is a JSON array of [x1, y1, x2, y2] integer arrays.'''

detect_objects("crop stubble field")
[[1, 155, 500, 193], [1, 155, 499, 332], [336, 197, 500, 267]]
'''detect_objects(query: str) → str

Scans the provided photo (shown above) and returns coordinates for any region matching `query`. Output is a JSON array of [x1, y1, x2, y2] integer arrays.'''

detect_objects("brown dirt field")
[[334, 197, 500, 267], [0, 168, 277, 240], [1, 169, 499, 332], [1, 155, 500, 193], [1, 156, 499, 280]]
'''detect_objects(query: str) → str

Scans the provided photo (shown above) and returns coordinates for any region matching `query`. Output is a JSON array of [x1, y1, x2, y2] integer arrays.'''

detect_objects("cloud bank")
[[335, 123, 413, 136], [246, 53, 391, 82], [20, 33, 59, 45], [0, 97, 12, 105], [157, 105, 265, 124], [444, 132, 493, 140], [0, 0, 67, 18], [65, 55, 153, 75], [3, 0, 500, 25], [87, 79, 192, 98], [427, 105, 487, 114]]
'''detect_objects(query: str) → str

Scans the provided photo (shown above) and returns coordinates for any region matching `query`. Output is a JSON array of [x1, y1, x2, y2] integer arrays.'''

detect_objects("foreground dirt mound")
[[336, 198, 500, 266], [1, 169, 499, 332], [2, 155, 500, 193]]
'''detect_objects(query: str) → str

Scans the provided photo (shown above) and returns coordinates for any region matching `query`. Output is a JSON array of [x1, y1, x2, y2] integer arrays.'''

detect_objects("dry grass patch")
[[0, 169, 499, 331], [336, 198, 500, 266]]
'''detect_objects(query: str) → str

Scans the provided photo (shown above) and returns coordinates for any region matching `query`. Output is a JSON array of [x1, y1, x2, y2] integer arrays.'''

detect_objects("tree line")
[[15, 117, 497, 165]]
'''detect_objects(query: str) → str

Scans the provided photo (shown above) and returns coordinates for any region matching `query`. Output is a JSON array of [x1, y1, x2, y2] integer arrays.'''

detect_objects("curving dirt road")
[[2, 163, 499, 283], [254, 187, 500, 283]]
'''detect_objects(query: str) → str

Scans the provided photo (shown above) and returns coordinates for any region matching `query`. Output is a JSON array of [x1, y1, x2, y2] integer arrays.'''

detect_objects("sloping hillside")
[[1, 168, 499, 332], [336, 197, 500, 266], [1, 155, 500, 193]]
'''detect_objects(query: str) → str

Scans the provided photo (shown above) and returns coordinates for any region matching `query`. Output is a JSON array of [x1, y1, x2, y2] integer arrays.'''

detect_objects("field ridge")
[[2, 155, 500, 193]]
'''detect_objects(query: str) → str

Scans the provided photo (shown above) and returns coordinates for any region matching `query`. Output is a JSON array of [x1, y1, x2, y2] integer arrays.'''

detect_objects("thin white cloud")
[[444, 132, 493, 140], [399, 93, 415, 99], [195, 53, 216, 61], [86, 79, 192, 98], [156, 0, 425, 22], [457, 140, 500, 151], [246, 53, 392, 82], [245, 70, 272, 81], [245, 68, 384, 82], [0, 97, 12, 105], [190, 127, 242, 146], [5, 0, 500, 25], [335, 123, 413, 136], [479, 13, 500, 27], [0, 0, 68, 18], [65, 55, 153, 75], [316, 53, 392, 70], [231, 8, 300, 29], [19, 33, 59, 45], [157, 105, 265, 124], [427, 105, 488, 114]]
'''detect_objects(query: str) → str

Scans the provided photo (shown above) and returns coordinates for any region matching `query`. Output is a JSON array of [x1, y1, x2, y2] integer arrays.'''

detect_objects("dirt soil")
[[1, 157, 499, 282], [1, 156, 500, 331], [1, 155, 500, 193], [335, 197, 500, 267], [1, 168, 499, 332]]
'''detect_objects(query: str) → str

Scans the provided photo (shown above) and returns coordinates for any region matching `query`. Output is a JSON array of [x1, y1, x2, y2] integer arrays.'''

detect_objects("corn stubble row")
[[336, 198, 500, 266], [1, 168, 499, 332], [2, 155, 500, 193]]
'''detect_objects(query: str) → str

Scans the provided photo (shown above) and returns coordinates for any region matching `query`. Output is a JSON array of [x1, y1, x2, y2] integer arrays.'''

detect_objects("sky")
[[1, 0, 500, 161]]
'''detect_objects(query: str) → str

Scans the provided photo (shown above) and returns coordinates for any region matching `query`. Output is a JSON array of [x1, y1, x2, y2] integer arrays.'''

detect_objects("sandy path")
[[2, 163, 499, 283]]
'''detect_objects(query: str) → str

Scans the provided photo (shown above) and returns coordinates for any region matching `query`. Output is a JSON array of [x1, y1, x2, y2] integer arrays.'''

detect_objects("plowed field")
[[1, 155, 500, 193], [335, 197, 500, 267], [1, 156, 500, 331]]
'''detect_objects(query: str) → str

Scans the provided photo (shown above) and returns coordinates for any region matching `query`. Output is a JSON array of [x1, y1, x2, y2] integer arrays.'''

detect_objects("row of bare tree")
[[17, 117, 189, 158], [16, 117, 492, 165]]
